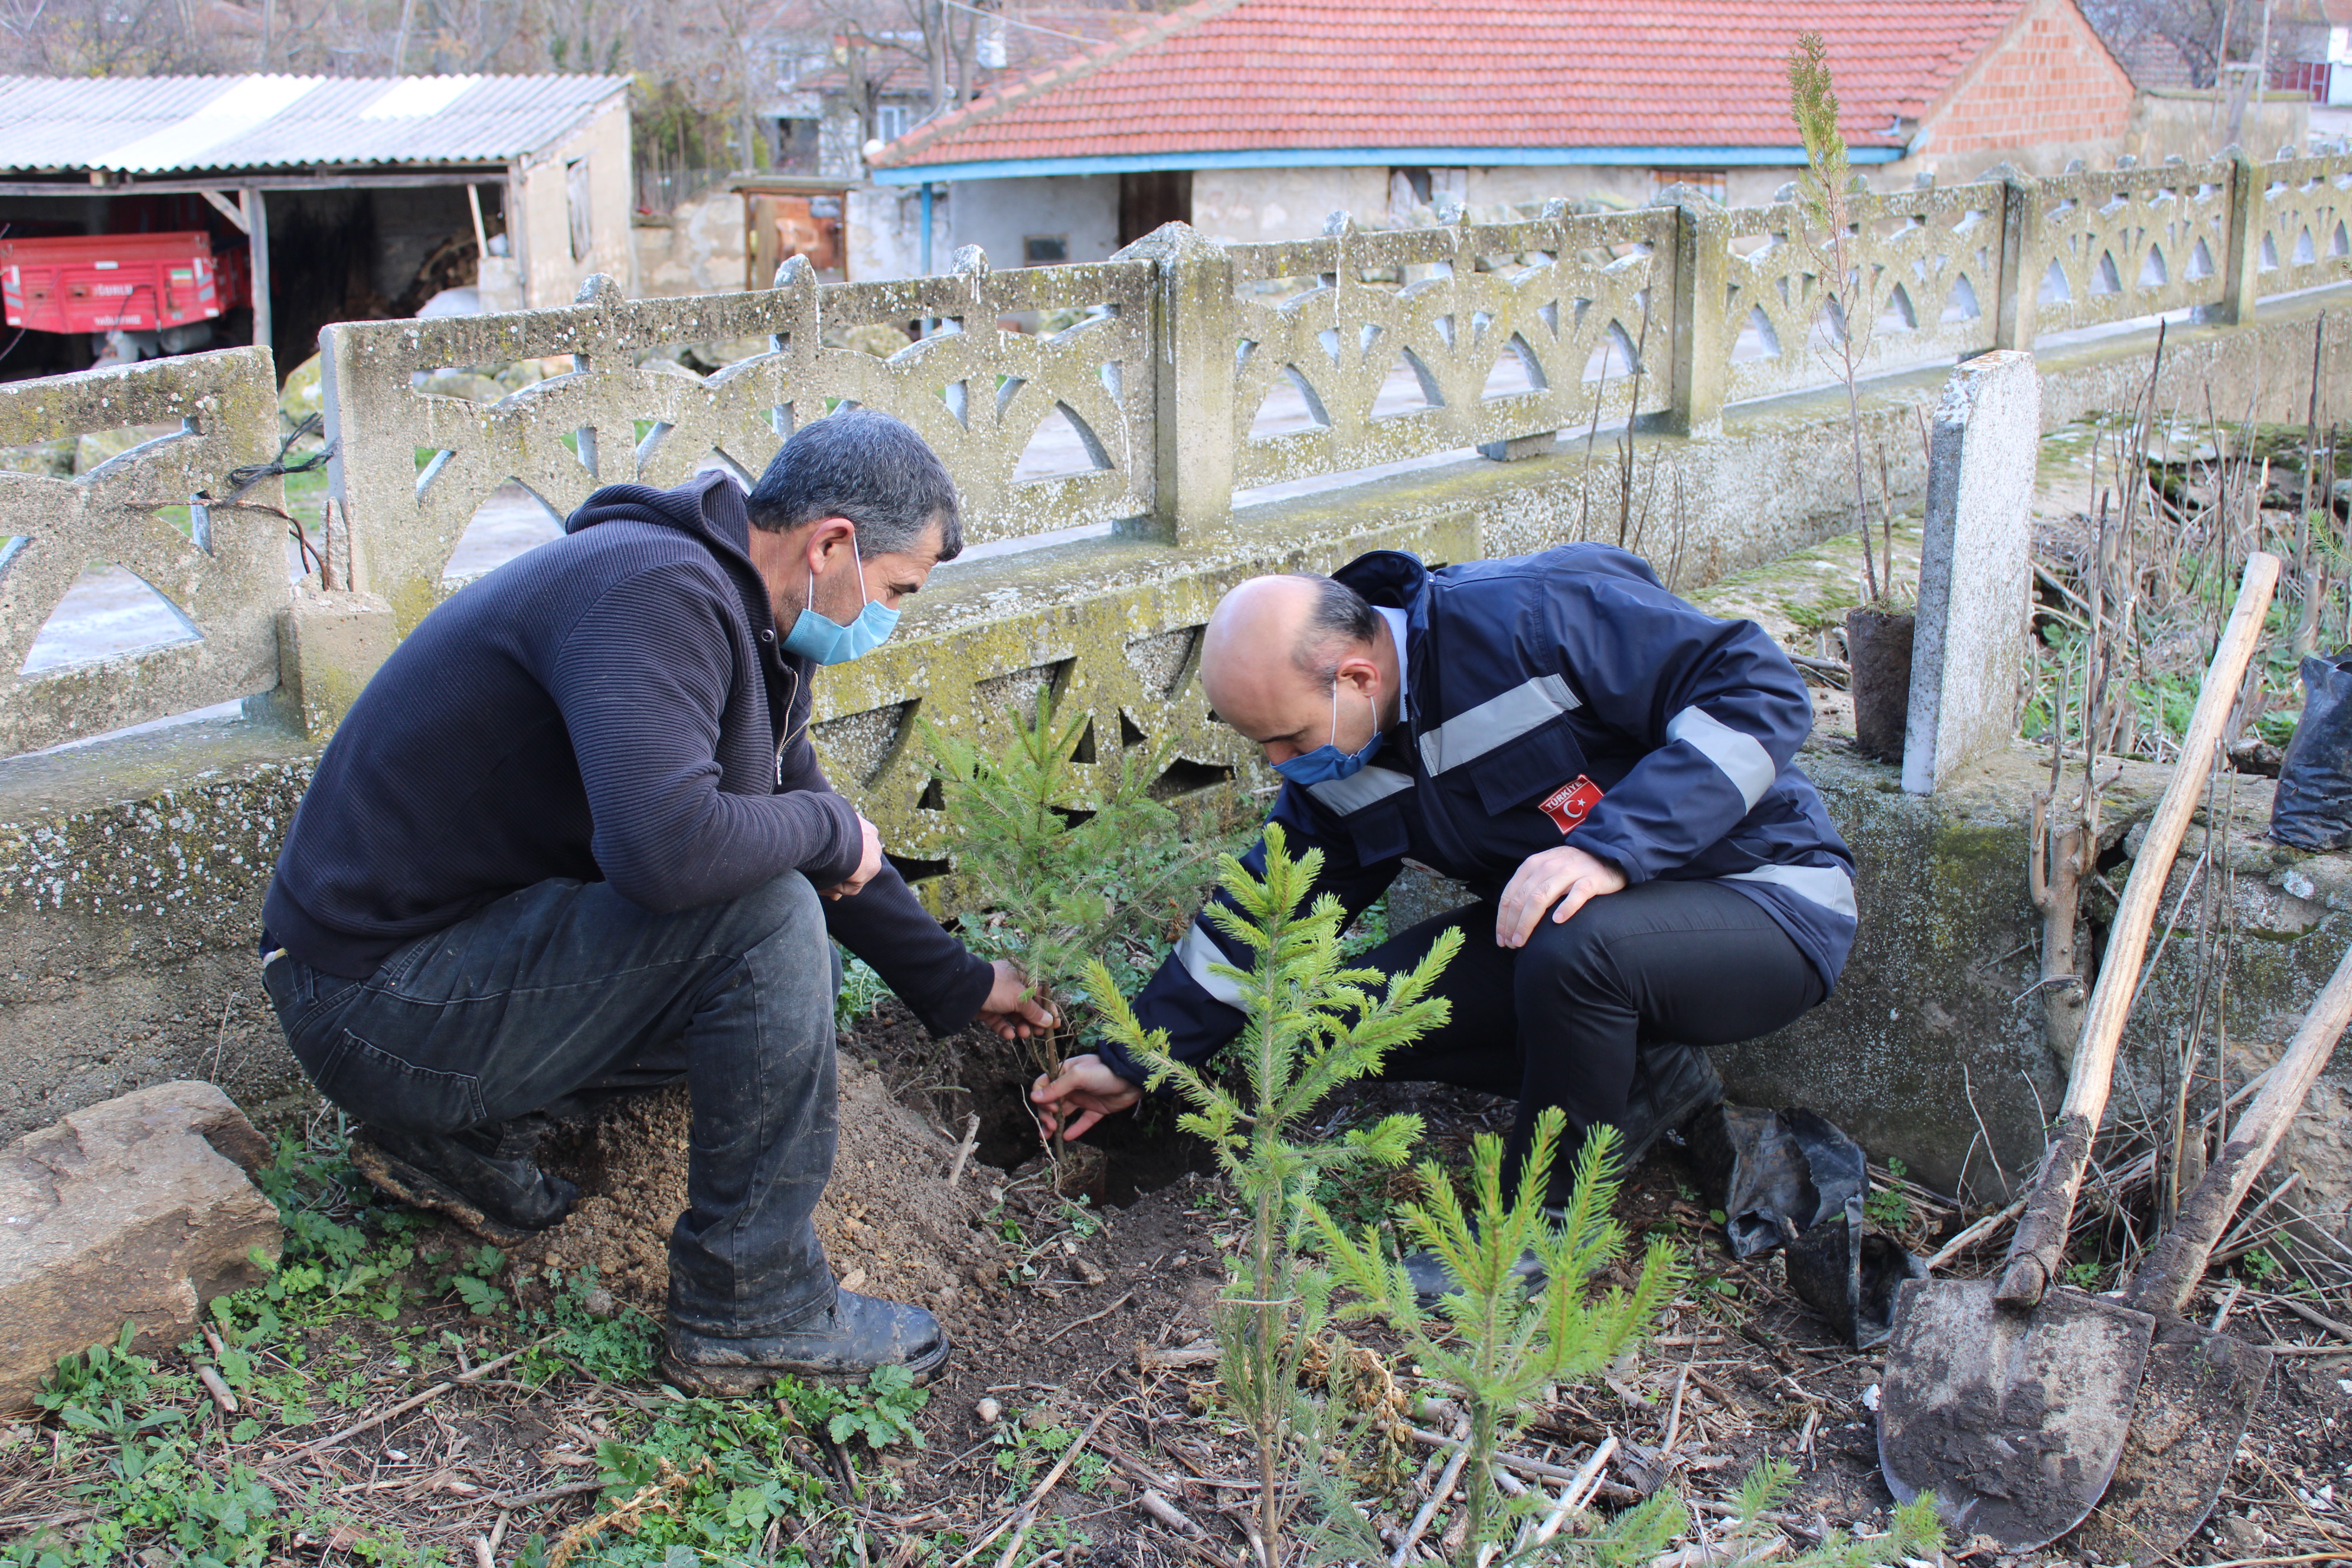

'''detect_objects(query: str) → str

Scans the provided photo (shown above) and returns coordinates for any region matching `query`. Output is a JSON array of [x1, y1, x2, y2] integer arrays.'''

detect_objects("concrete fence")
[[4, 148, 2352, 1175]]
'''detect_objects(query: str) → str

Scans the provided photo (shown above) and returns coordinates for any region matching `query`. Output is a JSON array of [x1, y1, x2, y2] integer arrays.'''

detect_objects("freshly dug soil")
[[510, 1059, 1000, 1321]]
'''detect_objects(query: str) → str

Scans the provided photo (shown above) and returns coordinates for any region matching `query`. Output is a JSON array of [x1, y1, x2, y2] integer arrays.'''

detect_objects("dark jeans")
[[1360, 877, 1826, 1200], [260, 873, 839, 1336]]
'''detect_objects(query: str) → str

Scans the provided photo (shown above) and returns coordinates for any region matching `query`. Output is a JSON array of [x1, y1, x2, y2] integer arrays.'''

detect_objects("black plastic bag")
[[1684, 1103, 1868, 1259], [1782, 1194, 1929, 1348], [2273, 651, 2352, 850]]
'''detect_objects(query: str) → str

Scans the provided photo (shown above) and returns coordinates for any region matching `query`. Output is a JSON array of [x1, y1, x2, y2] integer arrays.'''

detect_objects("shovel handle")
[[2127, 935, 2352, 1316], [1996, 553, 2281, 1308]]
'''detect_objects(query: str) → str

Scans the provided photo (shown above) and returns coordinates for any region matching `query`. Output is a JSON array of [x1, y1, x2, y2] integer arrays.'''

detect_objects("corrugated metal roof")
[[0, 73, 630, 175]]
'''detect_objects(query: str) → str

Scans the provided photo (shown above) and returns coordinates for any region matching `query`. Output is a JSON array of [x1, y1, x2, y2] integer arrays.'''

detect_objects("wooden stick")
[[1390, 1420, 1472, 1567], [1525, 1435, 1618, 1551], [198, 1366, 240, 1417], [2129, 933, 2352, 1317], [1922, 1197, 2027, 1271], [1660, 1360, 1693, 1455], [2275, 1296, 2352, 1342], [1999, 552, 2282, 1309], [948, 1113, 981, 1186], [949, 1402, 1119, 1568], [1043, 1291, 1134, 1345], [1403, 1426, 1634, 1495], [267, 1334, 557, 1468]]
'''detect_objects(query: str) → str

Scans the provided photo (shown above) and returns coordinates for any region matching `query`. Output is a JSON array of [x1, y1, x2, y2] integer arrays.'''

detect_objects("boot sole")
[[348, 1134, 554, 1249], [656, 1335, 952, 1397]]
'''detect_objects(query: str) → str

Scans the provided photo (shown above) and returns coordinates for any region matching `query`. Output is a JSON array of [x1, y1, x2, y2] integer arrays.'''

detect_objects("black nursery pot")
[[1845, 607, 1915, 766]]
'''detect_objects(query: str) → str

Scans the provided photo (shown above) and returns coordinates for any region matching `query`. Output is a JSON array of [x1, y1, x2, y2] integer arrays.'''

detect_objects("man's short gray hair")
[[1286, 574, 1378, 692], [744, 407, 964, 560]]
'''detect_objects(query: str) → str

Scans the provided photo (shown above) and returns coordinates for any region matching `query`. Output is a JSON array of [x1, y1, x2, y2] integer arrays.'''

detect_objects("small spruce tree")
[[1311, 1111, 1682, 1568], [1087, 825, 1459, 1568], [927, 688, 1211, 1084]]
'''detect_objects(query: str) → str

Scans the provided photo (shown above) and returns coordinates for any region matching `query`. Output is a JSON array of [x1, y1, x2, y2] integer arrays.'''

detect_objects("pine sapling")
[[1086, 825, 1460, 1568], [1311, 1109, 1682, 1568], [927, 687, 1210, 1085]]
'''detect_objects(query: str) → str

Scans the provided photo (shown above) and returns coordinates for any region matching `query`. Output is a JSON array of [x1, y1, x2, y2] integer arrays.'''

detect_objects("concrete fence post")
[[1987, 165, 2040, 352], [272, 586, 396, 740], [1903, 349, 2041, 795], [1116, 222, 1236, 548], [2219, 146, 2267, 326], [1654, 187, 1728, 436]]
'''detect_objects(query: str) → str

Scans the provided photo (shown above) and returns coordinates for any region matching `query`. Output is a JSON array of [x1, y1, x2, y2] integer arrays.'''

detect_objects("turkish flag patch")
[[1538, 776, 1604, 834]]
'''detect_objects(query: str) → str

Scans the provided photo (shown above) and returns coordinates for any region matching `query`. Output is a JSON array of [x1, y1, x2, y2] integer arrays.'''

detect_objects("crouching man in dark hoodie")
[[257, 409, 1050, 1391]]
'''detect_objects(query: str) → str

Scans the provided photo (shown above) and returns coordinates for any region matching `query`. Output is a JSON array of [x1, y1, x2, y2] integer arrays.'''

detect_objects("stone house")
[[859, 0, 2296, 271]]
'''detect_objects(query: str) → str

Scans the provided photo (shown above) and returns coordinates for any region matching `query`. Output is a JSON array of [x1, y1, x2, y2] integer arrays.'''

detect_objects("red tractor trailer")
[[0, 231, 251, 362]]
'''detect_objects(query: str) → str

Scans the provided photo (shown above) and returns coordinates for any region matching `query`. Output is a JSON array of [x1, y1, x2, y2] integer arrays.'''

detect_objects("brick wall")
[[1930, 0, 2135, 155]]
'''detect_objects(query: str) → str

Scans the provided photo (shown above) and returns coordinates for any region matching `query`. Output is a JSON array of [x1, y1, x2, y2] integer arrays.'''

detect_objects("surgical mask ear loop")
[[807, 527, 868, 622]]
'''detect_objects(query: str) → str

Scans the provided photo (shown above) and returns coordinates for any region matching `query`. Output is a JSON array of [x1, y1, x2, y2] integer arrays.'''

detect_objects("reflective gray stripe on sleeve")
[[1306, 765, 1415, 815], [1724, 863, 1857, 919], [1416, 674, 1581, 775], [1665, 705, 1776, 809], [1177, 925, 1250, 1009]]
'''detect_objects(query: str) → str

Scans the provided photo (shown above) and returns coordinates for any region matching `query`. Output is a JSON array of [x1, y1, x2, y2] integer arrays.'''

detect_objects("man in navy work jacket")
[[1033, 546, 1854, 1220], [259, 410, 1052, 1392]]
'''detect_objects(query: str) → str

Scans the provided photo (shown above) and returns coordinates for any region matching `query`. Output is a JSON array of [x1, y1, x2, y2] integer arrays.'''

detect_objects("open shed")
[[0, 73, 632, 381]]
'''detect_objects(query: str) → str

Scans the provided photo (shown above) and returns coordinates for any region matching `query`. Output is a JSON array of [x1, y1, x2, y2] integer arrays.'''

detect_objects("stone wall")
[[7, 150, 2352, 1174]]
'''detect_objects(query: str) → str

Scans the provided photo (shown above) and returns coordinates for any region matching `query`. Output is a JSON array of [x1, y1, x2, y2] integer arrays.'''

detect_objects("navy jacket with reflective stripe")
[[1105, 546, 1856, 1082]]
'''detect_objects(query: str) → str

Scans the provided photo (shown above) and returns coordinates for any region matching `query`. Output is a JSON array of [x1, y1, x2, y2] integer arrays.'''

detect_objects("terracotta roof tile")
[[873, 0, 2040, 168]]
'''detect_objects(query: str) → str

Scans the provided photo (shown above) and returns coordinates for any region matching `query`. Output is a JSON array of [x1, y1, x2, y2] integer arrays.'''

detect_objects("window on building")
[[875, 102, 916, 143], [1651, 169, 1727, 203], [1023, 234, 1069, 265], [566, 156, 593, 260], [1387, 166, 1467, 226]]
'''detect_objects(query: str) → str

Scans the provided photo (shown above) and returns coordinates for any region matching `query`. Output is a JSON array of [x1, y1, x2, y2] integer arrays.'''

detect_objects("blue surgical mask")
[[1273, 682, 1382, 788], [781, 537, 900, 665]]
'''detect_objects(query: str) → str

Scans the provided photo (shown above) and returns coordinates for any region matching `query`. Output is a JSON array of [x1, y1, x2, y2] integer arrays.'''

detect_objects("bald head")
[[1201, 574, 1398, 766]]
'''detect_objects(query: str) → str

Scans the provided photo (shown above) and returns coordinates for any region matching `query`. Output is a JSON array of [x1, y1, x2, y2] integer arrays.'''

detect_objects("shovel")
[[1877, 551, 2281, 1550], [2070, 935, 2352, 1564]]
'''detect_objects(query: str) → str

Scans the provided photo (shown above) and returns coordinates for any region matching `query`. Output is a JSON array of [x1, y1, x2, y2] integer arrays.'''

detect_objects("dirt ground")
[[1, 998, 2343, 1566], [449, 999, 2351, 1566]]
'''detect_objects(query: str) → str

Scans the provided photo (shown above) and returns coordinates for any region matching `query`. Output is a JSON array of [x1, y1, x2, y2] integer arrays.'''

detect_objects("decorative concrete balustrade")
[[0, 348, 285, 757], [6, 147, 2352, 804], [6, 151, 2352, 1171]]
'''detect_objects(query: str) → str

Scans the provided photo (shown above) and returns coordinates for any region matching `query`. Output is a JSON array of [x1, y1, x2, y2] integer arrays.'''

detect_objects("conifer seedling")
[[1087, 825, 1459, 1568], [926, 687, 1211, 1089]]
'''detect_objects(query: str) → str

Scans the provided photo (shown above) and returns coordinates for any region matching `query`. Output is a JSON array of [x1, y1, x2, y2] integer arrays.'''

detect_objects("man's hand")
[[1031, 1053, 1143, 1142], [976, 959, 1057, 1042], [821, 815, 885, 900], [1495, 842, 1628, 948]]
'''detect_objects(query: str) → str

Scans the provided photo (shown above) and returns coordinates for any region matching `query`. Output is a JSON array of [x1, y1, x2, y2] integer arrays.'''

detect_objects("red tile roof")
[[872, 0, 2042, 169]]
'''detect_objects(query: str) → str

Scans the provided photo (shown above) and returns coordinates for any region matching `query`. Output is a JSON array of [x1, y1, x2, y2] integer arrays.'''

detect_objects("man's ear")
[[804, 517, 857, 571]]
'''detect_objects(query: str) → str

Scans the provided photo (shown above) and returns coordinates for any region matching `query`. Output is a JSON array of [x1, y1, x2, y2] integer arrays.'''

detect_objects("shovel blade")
[[2070, 1320, 2272, 1565], [1877, 1277, 2155, 1550]]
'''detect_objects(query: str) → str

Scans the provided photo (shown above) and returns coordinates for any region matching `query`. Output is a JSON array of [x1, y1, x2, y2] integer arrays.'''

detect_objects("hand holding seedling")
[[1494, 842, 1626, 948], [976, 959, 1059, 1043], [819, 814, 885, 901], [1029, 1053, 1141, 1142]]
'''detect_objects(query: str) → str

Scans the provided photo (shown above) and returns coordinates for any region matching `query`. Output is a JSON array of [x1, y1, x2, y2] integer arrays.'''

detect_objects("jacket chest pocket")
[[1468, 719, 1589, 816]]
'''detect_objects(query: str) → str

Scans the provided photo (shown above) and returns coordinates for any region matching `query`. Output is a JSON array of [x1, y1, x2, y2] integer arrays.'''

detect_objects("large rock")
[[0, 1080, 280, 1409]]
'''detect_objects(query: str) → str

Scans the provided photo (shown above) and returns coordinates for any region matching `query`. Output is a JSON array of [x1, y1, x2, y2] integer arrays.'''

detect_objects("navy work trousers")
[[1360, 877, 1826, 1199]]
